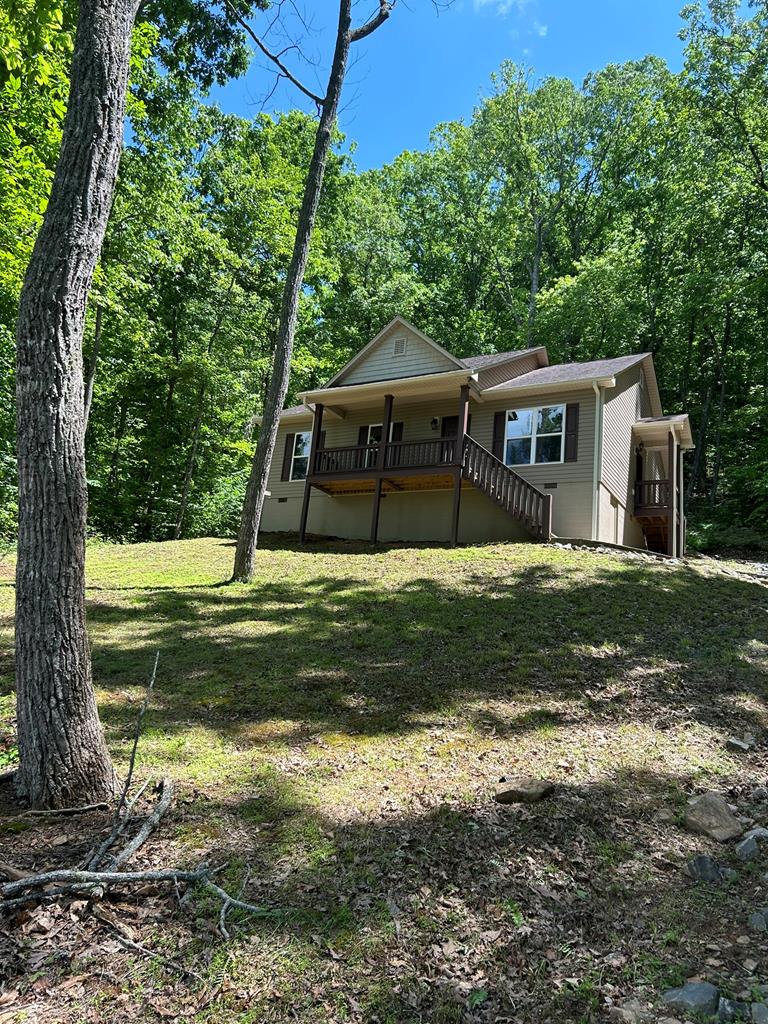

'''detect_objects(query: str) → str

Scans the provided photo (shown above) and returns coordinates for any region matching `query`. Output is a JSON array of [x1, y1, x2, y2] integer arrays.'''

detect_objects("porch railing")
[[313, 437, 458, 475], [462, 435, 552, 540], [634, 479, 671, 509]]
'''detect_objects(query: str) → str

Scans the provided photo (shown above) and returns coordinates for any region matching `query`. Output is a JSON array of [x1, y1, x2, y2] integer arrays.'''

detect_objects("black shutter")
[[564, 403, 579, 462], [391, 422, 404, 442], [357, 425, 368, 446], [492, 411, 506, 461], [281, 433, 295, 481]]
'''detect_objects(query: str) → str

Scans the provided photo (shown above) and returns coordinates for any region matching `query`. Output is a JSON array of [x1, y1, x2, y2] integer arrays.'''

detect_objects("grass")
[[0, 536, 767, 1022]]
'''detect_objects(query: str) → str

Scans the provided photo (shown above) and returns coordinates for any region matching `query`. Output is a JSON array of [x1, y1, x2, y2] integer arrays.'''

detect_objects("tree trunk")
[[526, 214, 543, 347], [84, 303, 103, 429], [14, 0, 136, 807], [710, 304, 731, 506], [174, 383, 206, 540], [232, 1, 354, 582]]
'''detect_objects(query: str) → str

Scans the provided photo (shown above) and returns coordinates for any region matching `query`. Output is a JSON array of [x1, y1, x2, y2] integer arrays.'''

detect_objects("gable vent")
[[393, 336, 407, 356]]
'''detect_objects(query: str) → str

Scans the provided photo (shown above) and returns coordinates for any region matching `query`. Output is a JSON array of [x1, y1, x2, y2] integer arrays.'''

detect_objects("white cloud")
[[534, 21, 548, 36], [473, 0, 531, 15]]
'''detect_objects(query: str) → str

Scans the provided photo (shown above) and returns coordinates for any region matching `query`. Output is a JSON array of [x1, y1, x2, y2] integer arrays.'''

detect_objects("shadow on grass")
[[87, 554, 768, 743], [159, 764, 752, 1022]]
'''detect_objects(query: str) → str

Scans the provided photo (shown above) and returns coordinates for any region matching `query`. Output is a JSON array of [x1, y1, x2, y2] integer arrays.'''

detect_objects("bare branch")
[[224, 0, 325, 107], [350, 0, 393, 42], [106, 777, 174, 870]]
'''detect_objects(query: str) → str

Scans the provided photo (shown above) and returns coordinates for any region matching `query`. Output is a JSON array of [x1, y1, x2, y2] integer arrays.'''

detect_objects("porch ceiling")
[[299, 369, 480, 411], [633, 414, 694, 450]]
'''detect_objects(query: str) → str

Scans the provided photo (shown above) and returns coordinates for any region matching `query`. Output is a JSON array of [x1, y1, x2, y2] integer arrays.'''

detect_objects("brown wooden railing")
[[314, 437, 458, 475], [385, 438, 456, 469], [634, 479, 671, 509], [461, 436, 552, 540], [314, 443, 380, 474]]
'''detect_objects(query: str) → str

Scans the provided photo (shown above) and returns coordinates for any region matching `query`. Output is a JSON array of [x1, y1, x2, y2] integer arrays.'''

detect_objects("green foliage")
[[1, 1, 767, 544]]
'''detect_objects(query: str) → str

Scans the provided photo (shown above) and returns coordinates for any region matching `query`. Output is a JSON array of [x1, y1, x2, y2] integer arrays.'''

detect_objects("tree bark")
[[232, 0, 361, 582], [14, 0, 137, 806]]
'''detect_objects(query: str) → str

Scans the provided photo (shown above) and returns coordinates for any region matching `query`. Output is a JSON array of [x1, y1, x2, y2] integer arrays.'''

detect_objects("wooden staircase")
[[461, 436, 552, 540]]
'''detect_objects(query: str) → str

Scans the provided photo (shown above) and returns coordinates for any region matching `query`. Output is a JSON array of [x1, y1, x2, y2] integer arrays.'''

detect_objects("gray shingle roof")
[[460, 349, 532, 370], [281, 403, 313, 417], [484, 353, 648, 391]]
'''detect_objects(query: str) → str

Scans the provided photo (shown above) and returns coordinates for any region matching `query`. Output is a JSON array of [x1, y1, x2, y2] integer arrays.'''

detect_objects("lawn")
[[0, 537, 767, 1023]]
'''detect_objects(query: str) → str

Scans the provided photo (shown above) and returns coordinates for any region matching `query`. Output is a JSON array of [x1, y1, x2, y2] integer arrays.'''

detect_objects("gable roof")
[[324, 316, 464, 387], [483, 353, 648, 391], [461, 348, 538, 371]]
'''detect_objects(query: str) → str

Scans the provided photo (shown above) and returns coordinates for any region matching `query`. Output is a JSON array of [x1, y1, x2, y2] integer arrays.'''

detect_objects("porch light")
[[430, 417, 439, 431]]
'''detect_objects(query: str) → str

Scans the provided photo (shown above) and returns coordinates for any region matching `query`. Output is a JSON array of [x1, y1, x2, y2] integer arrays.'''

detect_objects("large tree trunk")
[[231, 2, 354, 582], [14, 0, 136, 806]]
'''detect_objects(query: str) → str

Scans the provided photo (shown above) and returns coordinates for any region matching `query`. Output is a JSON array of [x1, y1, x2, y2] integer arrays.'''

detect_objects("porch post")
[[450, 469, 462, 547], [456, 383, 470, 464], [378, 394, 394, 469], [667, 429, 677, 557], [370, 479, 383, 544], [450, 385, 470, 547], [299, 402, 323, 543], [677, 444, 685, 555], [371, 394, 393, 544]]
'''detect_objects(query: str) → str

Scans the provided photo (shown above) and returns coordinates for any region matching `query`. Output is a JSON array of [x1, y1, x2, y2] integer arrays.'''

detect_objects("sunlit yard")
[[1, 538, 767, 1022]]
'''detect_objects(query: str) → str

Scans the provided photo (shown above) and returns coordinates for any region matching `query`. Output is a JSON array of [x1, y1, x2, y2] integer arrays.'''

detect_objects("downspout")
[[591, 381, 604, 541]]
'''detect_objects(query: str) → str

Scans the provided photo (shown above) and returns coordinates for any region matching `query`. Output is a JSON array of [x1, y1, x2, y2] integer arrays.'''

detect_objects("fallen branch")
[[106, 777, 173, 870], [4, 801, 109, 823], [0, 865, 275, 926], [82, 778, 152, 870], [112, 932, 203, 981]]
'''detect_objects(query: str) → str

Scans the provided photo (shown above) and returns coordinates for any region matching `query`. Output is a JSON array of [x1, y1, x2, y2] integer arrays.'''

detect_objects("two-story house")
[[260, 317, 693, 554]]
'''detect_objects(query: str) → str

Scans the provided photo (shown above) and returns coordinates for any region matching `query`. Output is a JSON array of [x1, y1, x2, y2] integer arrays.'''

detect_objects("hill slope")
[[1, 538, 767, 1022]]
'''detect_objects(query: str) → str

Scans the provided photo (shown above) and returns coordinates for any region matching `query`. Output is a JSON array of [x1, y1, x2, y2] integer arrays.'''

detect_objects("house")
[[260, 317, 694, 554]]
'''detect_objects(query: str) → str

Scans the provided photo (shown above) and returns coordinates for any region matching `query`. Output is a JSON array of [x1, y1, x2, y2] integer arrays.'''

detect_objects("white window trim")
[[505, 404, 566, 467], [366, 423, 396, 444], [289, 430, 312, 481]]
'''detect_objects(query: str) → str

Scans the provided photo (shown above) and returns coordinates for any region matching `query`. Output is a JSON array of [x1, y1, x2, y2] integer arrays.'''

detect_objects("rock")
[[728, 737, 753, 753], [736, 836, 760, 861], [662, 981, 719, 1016], [718, 997, 750, 1020], [723, 868, 739, 881], [744, 827, 768, 842], [748, 912, 767, 932], [687, 854, 724, 882], [752, 787, 768, 802], [752, 1004, 768, 1023], [495, 777, 555, 804], [609, 997, 651, 1023], [685, 792, 744, 842]]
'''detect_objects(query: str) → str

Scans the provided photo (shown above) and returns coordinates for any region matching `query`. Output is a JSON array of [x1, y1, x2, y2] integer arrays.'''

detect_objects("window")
[[505, 405, 565, 465], [290, 431, 312, 480], [393, 336, 407, 356], [364, 423, 395, 467]]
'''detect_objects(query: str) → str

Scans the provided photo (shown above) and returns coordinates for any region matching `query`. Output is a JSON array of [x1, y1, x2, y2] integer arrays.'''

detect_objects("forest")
[[2, 0, 767, 550]]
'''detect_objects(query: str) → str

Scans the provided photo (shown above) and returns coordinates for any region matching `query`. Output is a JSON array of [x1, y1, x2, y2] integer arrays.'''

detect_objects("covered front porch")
[[632, 415, 695, 556], [294, 371, 551, 545]]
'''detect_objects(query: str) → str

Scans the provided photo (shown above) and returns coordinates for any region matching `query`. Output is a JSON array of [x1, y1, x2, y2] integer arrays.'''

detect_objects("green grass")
[[0, 536, 767, 1023]]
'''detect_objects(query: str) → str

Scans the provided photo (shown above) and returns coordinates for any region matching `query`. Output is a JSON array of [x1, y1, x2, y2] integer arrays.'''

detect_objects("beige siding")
[[264, 385, 597, 542], [598, 365, 647, 546], [476, 352, 541, 390], [338, 324, 457, 385]]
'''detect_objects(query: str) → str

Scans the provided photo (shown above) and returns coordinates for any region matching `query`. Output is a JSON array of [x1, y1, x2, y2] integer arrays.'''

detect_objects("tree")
[[14, 0, 138, 807], [12, 0, 268, 806], [231, 0, 393, 582]]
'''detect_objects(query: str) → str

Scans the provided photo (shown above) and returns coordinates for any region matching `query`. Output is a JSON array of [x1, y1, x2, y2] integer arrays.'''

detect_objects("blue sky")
[[209, 0, 692, 170]]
